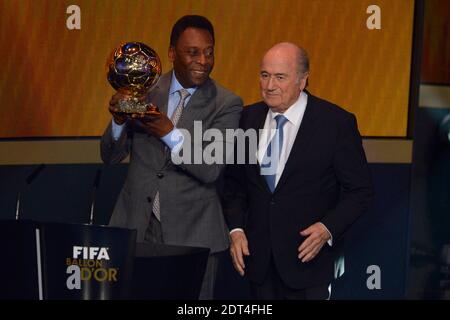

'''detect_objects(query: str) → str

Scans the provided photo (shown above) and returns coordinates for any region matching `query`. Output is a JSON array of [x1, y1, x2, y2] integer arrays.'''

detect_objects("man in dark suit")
[[222, 42, 374, 299], [101, 15, 242, 299]]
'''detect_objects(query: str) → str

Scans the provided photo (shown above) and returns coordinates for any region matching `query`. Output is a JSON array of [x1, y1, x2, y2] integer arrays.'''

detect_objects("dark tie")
[[261, 114, 289, 193], [152, 89, 191, 221]]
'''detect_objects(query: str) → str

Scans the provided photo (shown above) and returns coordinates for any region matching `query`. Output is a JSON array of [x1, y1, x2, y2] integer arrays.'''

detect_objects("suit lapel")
[[273, 94, 319, 193], [247, 104, 272, 193], [248, 103, 269, 142], [158, 76, 216, 164], [147, 72, 171, 114], [132, 72, 170, 136], [176, 78, 216, 131]]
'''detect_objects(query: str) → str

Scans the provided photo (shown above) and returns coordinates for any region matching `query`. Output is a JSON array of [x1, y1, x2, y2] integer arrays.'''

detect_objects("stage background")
[[5, 0, 446, 300], [0, 0, 414, 137]]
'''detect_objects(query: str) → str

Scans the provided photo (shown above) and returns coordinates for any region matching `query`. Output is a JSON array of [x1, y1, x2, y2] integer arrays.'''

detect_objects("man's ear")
[[168, 46, 175, 62], [300, 73, 309, 91]]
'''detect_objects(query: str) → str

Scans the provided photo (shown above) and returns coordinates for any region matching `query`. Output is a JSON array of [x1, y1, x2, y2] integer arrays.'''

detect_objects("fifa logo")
[[72, 246, 110, 260], [66, 246, 118, 290]]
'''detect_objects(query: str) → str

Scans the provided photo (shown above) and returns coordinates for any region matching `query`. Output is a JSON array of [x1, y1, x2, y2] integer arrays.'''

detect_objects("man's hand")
[[230, 230, 250, 276], [131, 106, 174, 138], [108, 93, 129, 125], [298, 222, 331, 263]]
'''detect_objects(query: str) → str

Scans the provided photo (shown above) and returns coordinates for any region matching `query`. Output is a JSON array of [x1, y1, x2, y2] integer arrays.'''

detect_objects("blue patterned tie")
[[261, 115, 288, 192]]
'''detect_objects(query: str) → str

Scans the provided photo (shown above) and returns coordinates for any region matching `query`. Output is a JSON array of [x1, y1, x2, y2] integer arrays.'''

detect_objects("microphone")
[[16, 164, 46, 220], [88, 169, 102, 225]]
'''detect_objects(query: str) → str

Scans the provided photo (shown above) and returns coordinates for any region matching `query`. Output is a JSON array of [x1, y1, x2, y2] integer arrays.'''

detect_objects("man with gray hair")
[[223, 42, 373, 299]]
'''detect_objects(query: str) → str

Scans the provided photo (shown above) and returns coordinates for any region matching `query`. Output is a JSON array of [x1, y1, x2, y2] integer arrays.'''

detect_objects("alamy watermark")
[[168, 121, 282, 176]]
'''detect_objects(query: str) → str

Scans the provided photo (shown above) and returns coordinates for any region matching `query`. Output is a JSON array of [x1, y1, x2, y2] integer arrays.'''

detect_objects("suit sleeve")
[[222, 163, 249, 230], [171, 95, 243, 184], [320, 113, 374, 241], [221, 109, 250, 231], [100, 121, 131, 165]]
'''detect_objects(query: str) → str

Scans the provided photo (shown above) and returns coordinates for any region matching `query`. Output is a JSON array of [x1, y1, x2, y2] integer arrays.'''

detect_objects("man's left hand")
[[298, 222, 331, 263], [132, 111, 174, 138]]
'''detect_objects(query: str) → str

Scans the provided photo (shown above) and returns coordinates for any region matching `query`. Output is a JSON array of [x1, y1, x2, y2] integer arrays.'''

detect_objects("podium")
[[41, 222, 137, 299], [0, 220, 209, 300], [0, 220, 40, 299], [0, 220, 136, 300], [132, 243, 210, 300]]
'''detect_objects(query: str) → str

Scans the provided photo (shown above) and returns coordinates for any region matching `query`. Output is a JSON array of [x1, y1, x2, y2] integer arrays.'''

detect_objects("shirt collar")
[[269, 91, 308, 126], [169, 71, 197, 96]]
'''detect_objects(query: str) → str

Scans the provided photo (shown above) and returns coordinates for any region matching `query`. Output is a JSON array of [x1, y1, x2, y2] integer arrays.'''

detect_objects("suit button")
[[157, 172, 164, 179], [146, 196, 152, 203], [270, 199, 275, 205]]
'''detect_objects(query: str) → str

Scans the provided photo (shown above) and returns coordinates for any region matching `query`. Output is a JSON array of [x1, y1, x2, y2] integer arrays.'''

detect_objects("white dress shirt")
[[257, 91, 308, 186]]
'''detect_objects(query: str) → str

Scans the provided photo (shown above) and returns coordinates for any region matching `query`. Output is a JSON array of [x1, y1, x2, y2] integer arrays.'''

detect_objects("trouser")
[[250, 253, 330, 300]]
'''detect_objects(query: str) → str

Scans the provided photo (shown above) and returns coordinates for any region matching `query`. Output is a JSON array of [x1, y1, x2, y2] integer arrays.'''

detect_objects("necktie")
[[152, 89, 191, 221], [170, 89, 190, 126], [261, 115, 288, 193]]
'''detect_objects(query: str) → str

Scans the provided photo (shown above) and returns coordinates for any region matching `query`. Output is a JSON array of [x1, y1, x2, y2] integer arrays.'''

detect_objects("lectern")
[[0, 220, 210, 300], [0, 220, 136, 300]]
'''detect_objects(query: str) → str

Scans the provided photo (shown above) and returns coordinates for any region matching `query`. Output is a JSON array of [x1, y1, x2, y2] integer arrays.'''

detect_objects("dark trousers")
[[144, 212, 219, 300], [250, 253, 330, 300]]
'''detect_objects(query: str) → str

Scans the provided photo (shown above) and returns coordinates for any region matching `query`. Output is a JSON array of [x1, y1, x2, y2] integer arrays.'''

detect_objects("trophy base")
[[118, 98, 149, 114], [117, 98, 161, 117]]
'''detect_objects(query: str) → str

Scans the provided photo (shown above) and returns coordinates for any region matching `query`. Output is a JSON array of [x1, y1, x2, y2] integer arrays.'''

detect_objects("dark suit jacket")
[[223, 92, 374, 289], [101, 71, 243, 253]]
